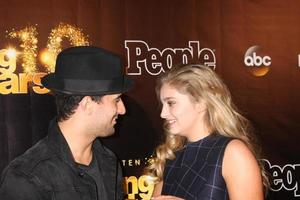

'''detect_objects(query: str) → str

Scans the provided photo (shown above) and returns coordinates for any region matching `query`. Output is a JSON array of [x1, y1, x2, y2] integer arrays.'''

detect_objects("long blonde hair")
[[145, 64, 269, 189]]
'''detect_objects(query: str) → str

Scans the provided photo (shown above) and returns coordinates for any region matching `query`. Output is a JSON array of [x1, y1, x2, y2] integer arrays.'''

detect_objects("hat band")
[[60, 77, 124, 93]]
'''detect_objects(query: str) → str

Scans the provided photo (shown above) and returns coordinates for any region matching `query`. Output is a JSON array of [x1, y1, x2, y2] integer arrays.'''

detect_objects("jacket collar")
[[45, 118, 118, 199], [45, 118, 115, 171]]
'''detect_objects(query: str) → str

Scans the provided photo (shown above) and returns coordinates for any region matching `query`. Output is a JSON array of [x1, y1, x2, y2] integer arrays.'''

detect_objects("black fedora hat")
[[42, 46, 133, 95]]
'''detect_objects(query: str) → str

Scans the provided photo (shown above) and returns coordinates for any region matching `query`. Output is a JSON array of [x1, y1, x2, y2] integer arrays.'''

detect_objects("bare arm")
[[222, 139, 264, 200], [152, 181, 163, 197], [151, 181, 184, 200]]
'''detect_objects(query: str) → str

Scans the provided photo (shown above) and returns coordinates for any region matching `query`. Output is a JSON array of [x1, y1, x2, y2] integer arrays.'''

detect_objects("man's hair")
[[55, 93, 102, 122]]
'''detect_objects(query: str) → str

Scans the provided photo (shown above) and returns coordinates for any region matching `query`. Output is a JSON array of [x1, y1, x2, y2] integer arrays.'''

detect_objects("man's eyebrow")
[[116, 94, 122, 99]]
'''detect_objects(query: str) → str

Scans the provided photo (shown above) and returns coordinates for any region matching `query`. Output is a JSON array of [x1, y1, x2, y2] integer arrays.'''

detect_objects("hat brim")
[[41, 73, 133, 95]]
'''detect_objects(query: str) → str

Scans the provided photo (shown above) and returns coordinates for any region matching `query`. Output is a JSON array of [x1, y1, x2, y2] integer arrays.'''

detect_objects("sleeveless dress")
[[162, 134, 233, 200]]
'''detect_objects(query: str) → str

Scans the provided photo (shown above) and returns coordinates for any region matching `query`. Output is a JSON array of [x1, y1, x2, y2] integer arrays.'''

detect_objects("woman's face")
[[159, 83, 208, 141]]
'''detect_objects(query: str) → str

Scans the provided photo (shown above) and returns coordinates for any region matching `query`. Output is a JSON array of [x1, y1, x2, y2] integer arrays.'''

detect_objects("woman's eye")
[[167, 101, 175, 106]]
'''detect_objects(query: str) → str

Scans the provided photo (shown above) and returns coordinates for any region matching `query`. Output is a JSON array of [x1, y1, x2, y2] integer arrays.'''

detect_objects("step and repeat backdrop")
[[0, 0, 299, 199]]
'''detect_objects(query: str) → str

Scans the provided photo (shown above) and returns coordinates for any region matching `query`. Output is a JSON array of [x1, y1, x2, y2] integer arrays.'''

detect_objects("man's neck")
[[58, 119, 95, 165]]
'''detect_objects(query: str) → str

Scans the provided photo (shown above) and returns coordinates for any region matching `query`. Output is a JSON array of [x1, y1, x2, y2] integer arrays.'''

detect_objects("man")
[[0, 46, 133, 199]]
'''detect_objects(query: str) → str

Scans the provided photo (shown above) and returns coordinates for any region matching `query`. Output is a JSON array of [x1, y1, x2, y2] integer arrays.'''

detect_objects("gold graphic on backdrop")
[[45, 23, 89, 72], [8, 26, 38, 74], [0, 23, 90, 94], [124, 175, 154, 200], [0, 48, 47, 94]]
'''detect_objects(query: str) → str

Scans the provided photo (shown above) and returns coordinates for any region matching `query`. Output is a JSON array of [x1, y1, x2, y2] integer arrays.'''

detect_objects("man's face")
[[90, 93, 126, 137]]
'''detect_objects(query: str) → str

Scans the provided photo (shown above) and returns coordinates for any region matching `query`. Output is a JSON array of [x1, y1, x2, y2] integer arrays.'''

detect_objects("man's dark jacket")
[[0, 119, 124, 200]]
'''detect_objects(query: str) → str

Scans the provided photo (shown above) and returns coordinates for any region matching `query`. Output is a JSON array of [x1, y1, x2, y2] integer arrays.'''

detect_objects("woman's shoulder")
[[222, 141, 264, 199], [222, 139, 262, 181], [224, 139, 254, 161]]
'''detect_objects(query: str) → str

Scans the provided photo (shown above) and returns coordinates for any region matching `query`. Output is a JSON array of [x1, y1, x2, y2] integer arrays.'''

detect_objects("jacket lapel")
[[94, 140, 117, 200]]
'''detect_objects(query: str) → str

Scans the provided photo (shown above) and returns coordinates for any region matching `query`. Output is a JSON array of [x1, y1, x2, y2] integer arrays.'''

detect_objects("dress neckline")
[[186, 132, 216, 147]]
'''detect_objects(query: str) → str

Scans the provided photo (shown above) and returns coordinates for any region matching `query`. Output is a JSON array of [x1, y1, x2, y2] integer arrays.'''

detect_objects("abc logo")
[[244, 46, 271, 77], [244, 52, 271, 67]]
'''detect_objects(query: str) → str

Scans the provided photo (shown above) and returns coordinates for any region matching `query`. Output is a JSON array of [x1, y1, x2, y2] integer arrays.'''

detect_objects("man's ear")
[[79, 96, 93, 114]]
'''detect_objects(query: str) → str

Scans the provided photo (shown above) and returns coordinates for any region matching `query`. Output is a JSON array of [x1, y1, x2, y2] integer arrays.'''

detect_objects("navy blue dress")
[[162, 134, 233, 200]]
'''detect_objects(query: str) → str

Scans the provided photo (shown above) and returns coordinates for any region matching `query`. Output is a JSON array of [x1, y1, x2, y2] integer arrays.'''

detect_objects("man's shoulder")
[[0, 138, 55, 200], [3, 138, 54, 177]]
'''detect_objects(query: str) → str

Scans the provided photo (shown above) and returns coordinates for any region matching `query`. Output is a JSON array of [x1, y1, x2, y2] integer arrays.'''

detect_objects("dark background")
[[0, 0, 299, 199]]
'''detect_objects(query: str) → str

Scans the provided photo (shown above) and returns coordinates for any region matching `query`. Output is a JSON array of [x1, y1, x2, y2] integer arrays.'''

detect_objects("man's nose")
[[117, 99, 126, 115]]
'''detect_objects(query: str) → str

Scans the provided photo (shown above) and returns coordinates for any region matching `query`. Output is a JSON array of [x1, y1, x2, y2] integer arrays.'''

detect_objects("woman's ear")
[[195, 101, 207, 114]]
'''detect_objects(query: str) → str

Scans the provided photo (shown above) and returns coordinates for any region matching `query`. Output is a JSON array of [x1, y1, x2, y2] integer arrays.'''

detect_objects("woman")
[[146, 64, 268, 200]]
